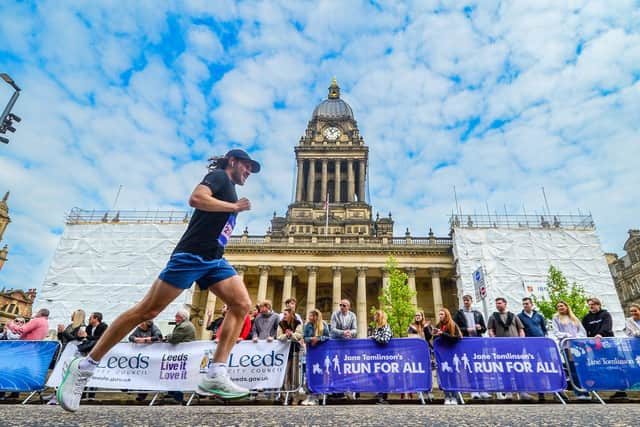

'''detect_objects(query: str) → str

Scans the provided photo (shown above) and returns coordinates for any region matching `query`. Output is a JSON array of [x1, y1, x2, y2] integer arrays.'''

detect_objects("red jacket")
[[216, 314, 251, 340]]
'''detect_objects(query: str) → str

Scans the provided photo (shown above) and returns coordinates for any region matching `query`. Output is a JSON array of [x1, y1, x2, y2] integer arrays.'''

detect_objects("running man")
[[57, 149, 260, 412]]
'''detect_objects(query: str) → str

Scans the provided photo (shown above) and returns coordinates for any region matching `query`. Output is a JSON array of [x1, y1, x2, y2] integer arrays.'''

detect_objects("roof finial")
[[328, 77, 340, 99]]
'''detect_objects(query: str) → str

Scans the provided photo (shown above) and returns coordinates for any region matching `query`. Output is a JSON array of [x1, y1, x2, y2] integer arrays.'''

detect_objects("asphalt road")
[[1, 404, 639, 426]]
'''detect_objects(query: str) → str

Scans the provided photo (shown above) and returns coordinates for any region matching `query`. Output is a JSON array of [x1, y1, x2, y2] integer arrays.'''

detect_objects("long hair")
[[437, 308, 461, 337], [556, 300, 580, 326], [411, 311, 426, 329], [208, 155, 229, 171], [310, 309, 324, 336], [71, 309, 86, 329], [375, 309, 388, 328]]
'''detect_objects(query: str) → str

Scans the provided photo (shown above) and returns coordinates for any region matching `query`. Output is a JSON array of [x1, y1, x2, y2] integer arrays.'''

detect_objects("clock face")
[[323, 127, 341, 140]]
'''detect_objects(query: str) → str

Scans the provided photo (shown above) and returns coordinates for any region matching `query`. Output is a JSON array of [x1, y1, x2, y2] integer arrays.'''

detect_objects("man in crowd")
[[78, 312, 108, 400], [330, 299, 358, 399], [251, 300, 279, 342], [166, 309, 196, 344], [330, 299, 357, 339], [517, 297, 547, 401], [128, 320, 163, 402], [164, 309, 196, 404], [206, 304, 228, 338], [453, 295, 489, 400], [18, 308, 50, 341], [128, 320, 163, 343], [488, 297, 525, 400], [582, 297, 626, 399], [279, 298, 303, 324], [582, 297, 613, 338]]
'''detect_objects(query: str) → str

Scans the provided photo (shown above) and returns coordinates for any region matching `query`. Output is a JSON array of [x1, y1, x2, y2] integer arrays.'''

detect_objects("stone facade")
[[608, 229, 640, 315], [0, 288, 37, 326], [189, 80, 456, 339]]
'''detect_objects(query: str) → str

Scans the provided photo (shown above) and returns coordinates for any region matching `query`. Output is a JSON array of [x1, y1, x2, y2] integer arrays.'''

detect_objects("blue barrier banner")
[[306, 338, 431, 393], [434, 337, 565, 392], [568, 338, 640, 391], [0, 340, 60, 391]]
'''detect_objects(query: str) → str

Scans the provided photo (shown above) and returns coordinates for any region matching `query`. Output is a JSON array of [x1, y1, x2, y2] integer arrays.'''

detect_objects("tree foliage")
[[370, 256, 417, 338], [533, 265, 589, 321]]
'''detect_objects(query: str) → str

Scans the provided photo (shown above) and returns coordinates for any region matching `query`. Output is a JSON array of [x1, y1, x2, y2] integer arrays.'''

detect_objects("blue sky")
[[1, 1, 639, 293]]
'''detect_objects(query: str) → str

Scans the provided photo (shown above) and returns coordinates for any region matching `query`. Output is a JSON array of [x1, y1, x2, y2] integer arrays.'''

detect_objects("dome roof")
[[312, 78, 354, 120]]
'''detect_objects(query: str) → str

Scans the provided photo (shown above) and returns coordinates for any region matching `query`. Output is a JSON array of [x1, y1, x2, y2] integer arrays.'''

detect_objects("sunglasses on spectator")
[[339, 304, 347, 307]]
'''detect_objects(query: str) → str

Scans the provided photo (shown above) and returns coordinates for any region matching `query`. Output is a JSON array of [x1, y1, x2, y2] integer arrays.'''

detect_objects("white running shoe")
[[197, 373, 249, 399], [57, 357, 93, 412]]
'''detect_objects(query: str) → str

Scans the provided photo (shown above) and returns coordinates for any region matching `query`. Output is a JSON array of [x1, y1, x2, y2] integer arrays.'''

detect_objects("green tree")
[[533, 265, 589, 321], [370, 256, 417, 338]]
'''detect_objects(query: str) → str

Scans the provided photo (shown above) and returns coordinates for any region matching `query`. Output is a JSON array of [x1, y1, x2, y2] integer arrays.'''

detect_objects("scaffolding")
[[449, 213, 595, 230], [66, 208, 191, 224]]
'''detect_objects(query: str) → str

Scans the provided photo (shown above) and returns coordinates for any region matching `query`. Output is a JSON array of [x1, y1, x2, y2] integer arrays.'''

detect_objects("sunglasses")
[[339, 304, 347, 307], [415, 314, 422, 317]]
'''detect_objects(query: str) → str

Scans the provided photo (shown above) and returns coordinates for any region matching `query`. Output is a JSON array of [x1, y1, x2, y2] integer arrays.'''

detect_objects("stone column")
[[257, 265, 271, 303], [321, 159, 328, 202], [282, 266, 294, 310], [332, 266, 342, 312], [347, 159, 355, 202], [296, 158, 304, 202], [430, 268, 443, 314], [306, 159, 315, 202], [406, 267, 418, 306], [381, 267, 390, 291], [358, 160, 366, 202], [334, 160, 341, 202], [356, 267, 368, 338], [306, 266, 318, 315], [235, 265, 247, 281]]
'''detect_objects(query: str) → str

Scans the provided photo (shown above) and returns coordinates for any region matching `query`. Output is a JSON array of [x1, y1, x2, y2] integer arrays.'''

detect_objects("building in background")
[[35, 80, 625, 337], [607, 229, 640, 315]]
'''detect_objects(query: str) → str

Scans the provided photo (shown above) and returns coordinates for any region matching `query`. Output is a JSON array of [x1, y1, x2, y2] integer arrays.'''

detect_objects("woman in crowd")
[[431, 308, 462, 405], [552, 300, 590, 400], [57, 309, 86, 349], [370, 309, 393, 404], [301, 309, 329, 406], [407, 311, 428, 339], [402, 311, 430, 400], [625, 303, 640, 337], [278, 307, 304, 393]]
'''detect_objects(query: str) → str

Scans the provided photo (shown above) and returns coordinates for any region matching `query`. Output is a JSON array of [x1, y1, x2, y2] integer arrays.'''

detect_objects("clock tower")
[[271, 79, 393, 237]]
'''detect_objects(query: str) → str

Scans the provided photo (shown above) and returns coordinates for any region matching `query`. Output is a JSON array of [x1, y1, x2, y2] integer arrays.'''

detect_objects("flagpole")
[[325, 193, 329, 236]]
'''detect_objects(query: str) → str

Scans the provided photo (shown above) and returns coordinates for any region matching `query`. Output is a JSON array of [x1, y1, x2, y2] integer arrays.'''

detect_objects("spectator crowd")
[[1, 296, 639, 405]]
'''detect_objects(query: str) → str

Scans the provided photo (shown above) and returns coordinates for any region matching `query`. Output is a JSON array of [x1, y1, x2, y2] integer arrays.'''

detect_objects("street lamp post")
[[0, 73, 22, 144]]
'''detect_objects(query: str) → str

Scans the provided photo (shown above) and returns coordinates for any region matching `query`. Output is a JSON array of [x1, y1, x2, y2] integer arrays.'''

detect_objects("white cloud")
[[0, 0, 638, 296]]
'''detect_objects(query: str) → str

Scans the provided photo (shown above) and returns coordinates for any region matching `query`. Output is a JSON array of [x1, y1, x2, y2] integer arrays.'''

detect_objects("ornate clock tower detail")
[[271, 79, 391, 237]]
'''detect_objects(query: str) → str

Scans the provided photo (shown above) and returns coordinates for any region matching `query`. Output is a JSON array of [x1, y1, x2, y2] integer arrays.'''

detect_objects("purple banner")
[[306, 338, 432, 393], [434, 337, 565, 392], [568, 338, 640, 391]]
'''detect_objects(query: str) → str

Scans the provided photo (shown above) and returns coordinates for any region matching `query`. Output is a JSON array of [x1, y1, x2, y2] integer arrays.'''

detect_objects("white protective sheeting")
[[36, 223, 192, 329], [452, 227, 625, 332]]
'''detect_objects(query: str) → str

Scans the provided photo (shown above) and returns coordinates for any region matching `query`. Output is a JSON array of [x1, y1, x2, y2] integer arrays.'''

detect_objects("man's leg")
[[198, 275, 251, 398], [58, 279, 183, 412]]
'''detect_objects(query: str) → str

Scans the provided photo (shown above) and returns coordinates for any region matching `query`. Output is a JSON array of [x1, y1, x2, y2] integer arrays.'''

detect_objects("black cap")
[[225, 149, 261, 173]]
